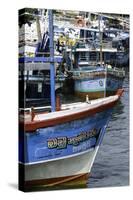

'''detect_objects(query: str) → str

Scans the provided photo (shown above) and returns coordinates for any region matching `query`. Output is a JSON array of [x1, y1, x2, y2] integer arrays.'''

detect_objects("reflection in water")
[[111, 100, 124, 121]]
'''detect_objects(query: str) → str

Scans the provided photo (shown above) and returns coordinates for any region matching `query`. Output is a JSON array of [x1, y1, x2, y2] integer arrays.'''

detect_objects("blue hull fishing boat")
[[64, 15, 125, 99], [19, 89, 123, 190], [19, 10, 124, 191], [72, 66, 125, 99]]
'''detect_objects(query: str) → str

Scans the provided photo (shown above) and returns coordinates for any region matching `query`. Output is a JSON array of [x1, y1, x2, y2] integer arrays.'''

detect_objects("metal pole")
[[36, 16, 42, 43], [104, 66, 107, 98], [84, 12, 86, 42], [98, 14, 103, 65], [48, 9, 56, 112], [99, 13, 106, 97], [70, 45, 73, 70]]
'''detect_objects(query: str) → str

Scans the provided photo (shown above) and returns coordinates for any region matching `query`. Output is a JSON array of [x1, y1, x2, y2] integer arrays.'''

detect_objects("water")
[[88, 76, 129, 188]]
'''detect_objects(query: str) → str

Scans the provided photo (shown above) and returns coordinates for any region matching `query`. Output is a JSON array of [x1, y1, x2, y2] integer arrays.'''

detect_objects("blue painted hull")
[[19, 108, 112, 164], [74, 75, 124, 98], [19, 89, 124, 188]]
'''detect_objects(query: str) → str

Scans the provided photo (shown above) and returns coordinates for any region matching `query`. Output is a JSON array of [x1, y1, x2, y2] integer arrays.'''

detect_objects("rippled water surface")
[[88, 76, 129, 188]]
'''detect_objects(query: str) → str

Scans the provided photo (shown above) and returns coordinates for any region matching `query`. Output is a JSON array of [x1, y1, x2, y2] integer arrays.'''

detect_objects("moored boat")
[[64, 37, 125, 99], [19, 89, 123, 190], [71, 65, 125, 99], [19, 10, 125, 192], [63, 19, 126, 99]]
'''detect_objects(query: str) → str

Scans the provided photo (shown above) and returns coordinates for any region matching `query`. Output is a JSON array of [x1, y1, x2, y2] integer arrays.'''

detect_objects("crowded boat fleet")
[[19, 9, 129, 191]]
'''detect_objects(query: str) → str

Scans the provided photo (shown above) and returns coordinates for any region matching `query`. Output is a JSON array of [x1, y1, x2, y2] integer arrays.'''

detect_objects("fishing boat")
[[19, 10, 124, 191], [64, 26, 125, 99], [19, 89, 123, 190], [70, 64, 125, 99]]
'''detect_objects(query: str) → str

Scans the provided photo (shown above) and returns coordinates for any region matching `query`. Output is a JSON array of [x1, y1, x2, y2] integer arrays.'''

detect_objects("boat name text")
[[47, 128, 98, 149]]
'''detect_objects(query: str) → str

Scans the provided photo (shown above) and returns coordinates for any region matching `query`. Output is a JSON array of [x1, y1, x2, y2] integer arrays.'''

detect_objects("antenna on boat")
[[48, 9, 56, 112]]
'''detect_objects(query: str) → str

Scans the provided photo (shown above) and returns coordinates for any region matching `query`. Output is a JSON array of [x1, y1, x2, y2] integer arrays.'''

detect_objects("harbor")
[[19, 8, 129, 191]]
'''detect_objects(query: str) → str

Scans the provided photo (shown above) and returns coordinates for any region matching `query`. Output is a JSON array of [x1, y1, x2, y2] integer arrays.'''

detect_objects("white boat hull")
[[22, 146, 99, 187]]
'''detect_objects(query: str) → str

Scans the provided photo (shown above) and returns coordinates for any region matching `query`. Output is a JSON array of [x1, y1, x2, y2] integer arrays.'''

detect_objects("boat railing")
[[19, 74, 45, 81], [54, 15, 76, 23], [107, 67, 125, 77], [71, 69, 106, 79], [19, 106, 51, 115], [78, 54, 98, 62], [44, 73, 67, 82], [19, 40, 38, 47], [69, 65, 125, 79], [66, 38, 115, 50]]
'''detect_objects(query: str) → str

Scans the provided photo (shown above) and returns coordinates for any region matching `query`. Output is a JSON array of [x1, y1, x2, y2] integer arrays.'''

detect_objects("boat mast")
[[48, 9, 56, 112], [35, 13, 42, 56], [36, 15, 42, 43], [98, 14, 103, 65], [99, 13, 107, 98]]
